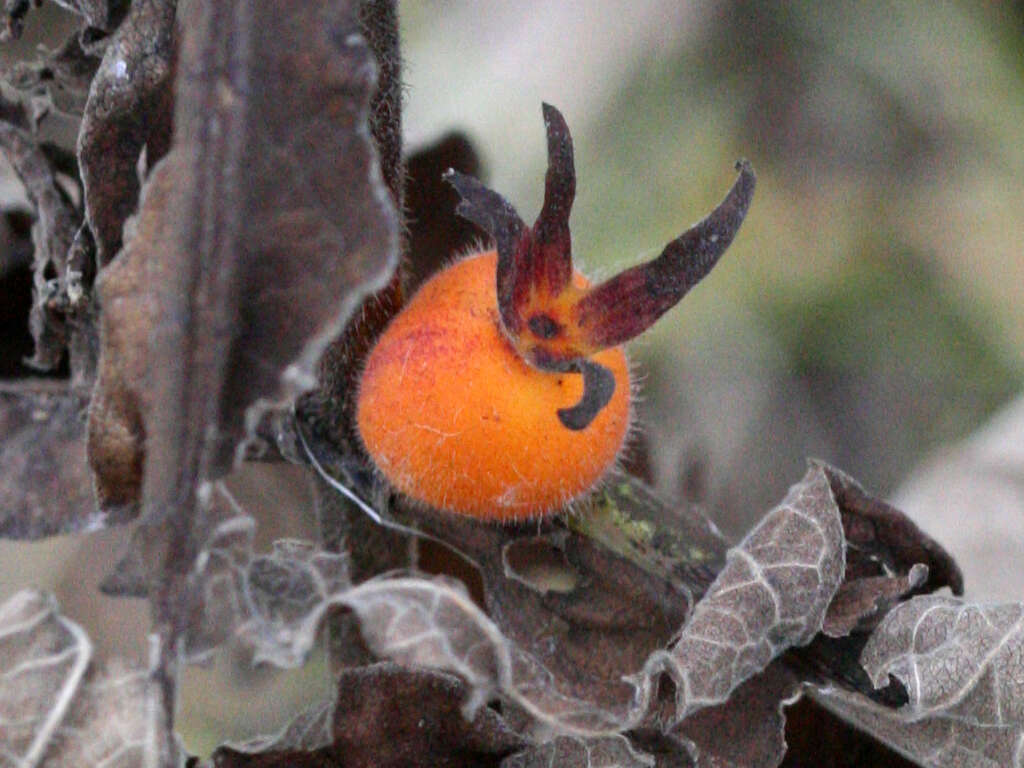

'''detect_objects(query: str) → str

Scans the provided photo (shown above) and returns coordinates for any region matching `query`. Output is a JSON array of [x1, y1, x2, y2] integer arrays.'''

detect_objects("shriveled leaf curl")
[[77, 0, 176, 268], [807, 580, 1024, 767], [0, 590, 91, 768], [165, 453, 959, 767], [0, 95, 81, 376], [88, 0, 399, 520], [863, 596, 1024, 728], [813, 684, 1024, 768], [0, 590, 176, 768], [640, 464, 844, 723], [231, 466, 842, 738]]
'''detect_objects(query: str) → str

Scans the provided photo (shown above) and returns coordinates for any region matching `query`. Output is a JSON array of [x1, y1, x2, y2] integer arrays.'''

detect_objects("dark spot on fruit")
[[527, 312, 561, 339]]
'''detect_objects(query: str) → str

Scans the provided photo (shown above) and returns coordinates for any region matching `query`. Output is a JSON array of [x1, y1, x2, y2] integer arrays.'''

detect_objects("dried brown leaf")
[[302, 459, 932, 745], [403, 132, 484, 291], [88, 0, 398, 582], [179, 488, 259, 658], [823, 564, 928, 637], [104, 481, 349, 655], [0, 382, 106, 539], [861, 595, 1024, 727], [239, 538, 350, 667], [0, 95, 81, 374], [0, 590, 177, 767], [774, 462, 961, 713], [0, 590, 91, 767], [503, 735, 655, 768], [77, 0, 175, 267], [300, 448, 961, 763], [203, 458, 963, 767], [672, 664, 799, 768], [821, 462, 962, 595], [643, 463, 844, 722], [86, 159, 170, 520], [40, 659, 173, 768], [303, 0, 405, 462], [209, 664, 523, 768], [812, 685, 1024, 768], [781, 696, 919, 767], [339, 574, 636, 734], [483, 519, 691, 723], [330, 663, 522, 768], [385, 472, 723, 727], [801, 592, 1024, 767]]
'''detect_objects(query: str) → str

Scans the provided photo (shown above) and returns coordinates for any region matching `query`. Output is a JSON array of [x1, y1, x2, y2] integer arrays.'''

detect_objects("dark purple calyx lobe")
[[445, 104, 755, 429]]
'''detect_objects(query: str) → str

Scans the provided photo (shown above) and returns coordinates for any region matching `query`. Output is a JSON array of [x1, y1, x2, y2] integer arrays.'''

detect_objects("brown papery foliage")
[[0, 2, 1003, 768]]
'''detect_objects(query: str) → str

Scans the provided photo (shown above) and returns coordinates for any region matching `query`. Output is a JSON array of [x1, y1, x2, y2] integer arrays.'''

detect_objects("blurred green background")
[[1, 0, 1022, 756], [401, 0, 1023, 535]]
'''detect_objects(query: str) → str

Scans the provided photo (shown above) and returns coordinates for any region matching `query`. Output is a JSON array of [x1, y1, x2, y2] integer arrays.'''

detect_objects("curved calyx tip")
[[444, 104, 756, 430]]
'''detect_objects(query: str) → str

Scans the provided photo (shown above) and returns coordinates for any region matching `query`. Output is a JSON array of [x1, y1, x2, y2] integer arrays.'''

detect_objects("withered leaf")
[[86, 160, 169, 520], [179, 485, 259, 658], [77, 0, 175, 267], [861, 595, 1024, 727], [671, 663, 799, 768], [823, 563, 928, 637], [812, 684, 1023, 768], [643, 463, 844, 722], [782, 697, 919, 768], [0, 95, 80, 373], [208, 458, 965, 765], [306, 456, 942, 743], [367, 472, 722, 732], [4, 31, 101, 118], [330, 663, 522, 768], [403, 132, 484, 291], [88, 0, 399, 610], [0, 589, 179, 767], [88, 0, 398, 514], [38, 658, 175, 768], [799, 592, 1024, 767], [785, 461, 961, 705], [482, 519, 690, 728], [339, 574, 636, 734], [239, 538, 350, 668], [103, 480, 350, 652], [303, 449, 959, 760], [0, 382, 106, 539], [304, 0, 404, 462], [821, 462, 962, 595], [503, 734, 655, 768], [211, 664, 522, 768], [189, 472, 712, 735], [0, 590, 91, 767]]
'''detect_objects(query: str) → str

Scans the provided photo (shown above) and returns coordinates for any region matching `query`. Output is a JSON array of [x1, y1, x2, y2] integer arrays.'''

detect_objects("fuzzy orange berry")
[[357, 251, 630, 520], [356, 104, 755, 521]]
